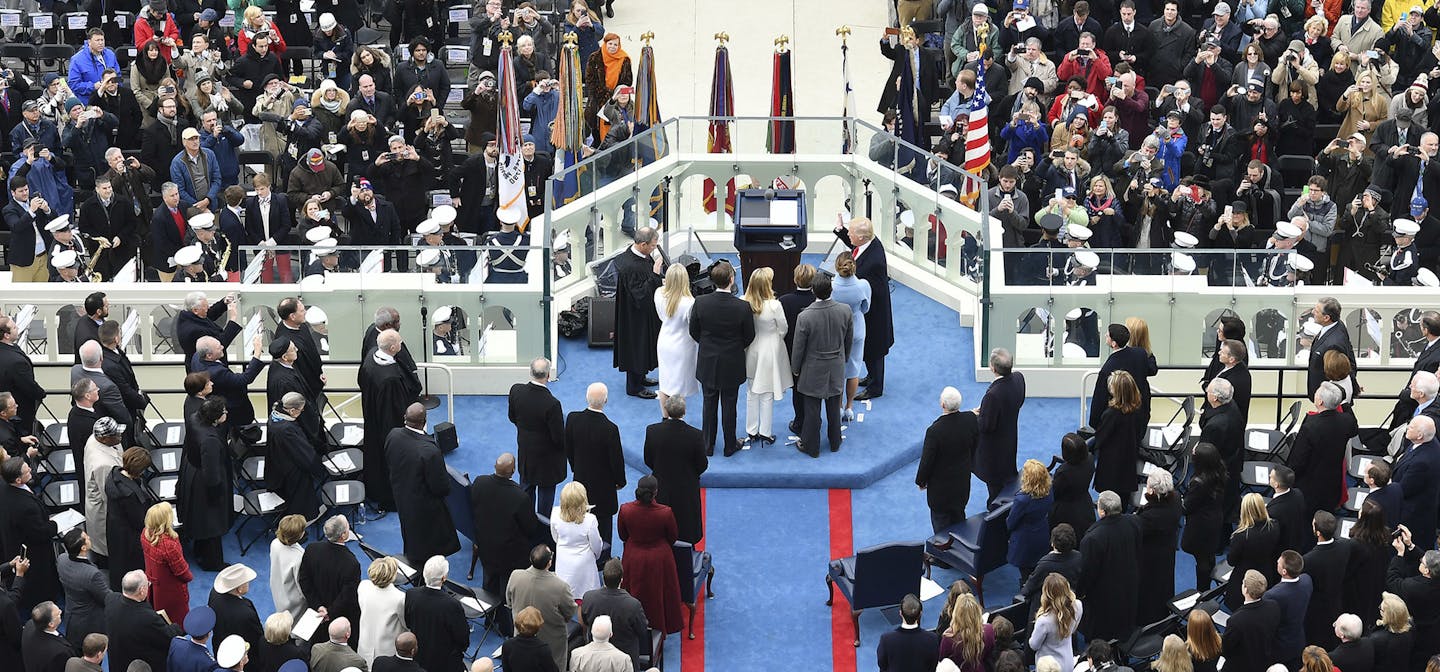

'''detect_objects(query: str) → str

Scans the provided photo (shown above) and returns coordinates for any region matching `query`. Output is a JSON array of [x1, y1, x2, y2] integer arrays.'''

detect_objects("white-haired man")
[[404, 555, 467, 672], [1328, 613, 1372, 670], [916, 386, 978, 533], [175, 290, 240, 372], [70, 339, 132, 428], [297, 516, 361, 646], [564, 382, 626, 557], [192, 334, 265, 428], [358, 328, 421, 512], [1394, 415, 1440, 548], [570, 615, 632, 672], [1289, 381, 1358, 521]]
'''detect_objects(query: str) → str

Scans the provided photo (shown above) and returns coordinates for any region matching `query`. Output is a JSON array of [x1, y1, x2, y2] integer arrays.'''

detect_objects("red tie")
[[170, 207, 185, 239]]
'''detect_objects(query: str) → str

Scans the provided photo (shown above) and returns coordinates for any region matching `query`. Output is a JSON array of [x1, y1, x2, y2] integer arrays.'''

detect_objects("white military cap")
[[1417, 268, 1440, 287], [1073, 250, 1100, 268], [432, 305, 453, 325], [415, 219, 441, 235], [1273, 221, 1302, 239], [1290, 254, 1314, 271], [306, 306, 328, 324], [305, 226, 333, 243], [1172, 232, 1199, 249], [497, 207, 523, 224], [1066, 224, 1092, 241], [189, 212, 216, 230], [43, 214, 70, 232], [1394, 219, 1421, 236], [430, 204, 457, 225], [1171, 252, 1196, 272], [1302, 320, 1322, 337], [415, 248, 442, 267], [52, 249, 79, 269], [312, 238, 338, 255], [174, 244, 203, 266]]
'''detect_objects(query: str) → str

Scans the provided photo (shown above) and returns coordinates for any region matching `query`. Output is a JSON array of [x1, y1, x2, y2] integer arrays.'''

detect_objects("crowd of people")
[[0, 0, 657, 285], [885, 0, 1440, 288]]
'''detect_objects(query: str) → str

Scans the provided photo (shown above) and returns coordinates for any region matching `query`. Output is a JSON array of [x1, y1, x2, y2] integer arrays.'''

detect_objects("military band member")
[[1258, 220, 1304, 287], [45, 215, 92, 276], [306, 305, 330, 354], [50, 249, 86, 283], [432, 204, 478, 279], [172, 244, 218, 282], [303, 238, 347, 279], [1169, 251, 1197, 275], [415, 218, 458, 283], [483, 207, 530, 284], [1067, 249, 1100, 286], [415, 247, 451, 282], [1380, 219, 1421, 286], [186, 212, 235, 278], [432, 305, 459, 355]]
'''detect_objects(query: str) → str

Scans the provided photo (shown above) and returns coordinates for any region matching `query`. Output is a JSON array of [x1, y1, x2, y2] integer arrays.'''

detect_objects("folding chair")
[[1118, 613, 1182, 665], [149, 421, 185, 448], [1341, 487, 1371, 517], [150, 446, 183, 474], [445, 578, 504, 660], [1141, 397, 1195, 481], [321, 479, 366, 524], [1348, 453, 1384, 483], [40, 478, 81, 511], [1239, 461, 1275, 497], [234, 489, 286, 555], [41, 421, 66, 448], [322, 447, 364, 479], [146, 474, 179, 502]]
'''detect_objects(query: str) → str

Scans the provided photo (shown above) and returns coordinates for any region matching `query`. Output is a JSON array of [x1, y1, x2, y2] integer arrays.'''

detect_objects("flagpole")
[[837, 25, 853, 154]]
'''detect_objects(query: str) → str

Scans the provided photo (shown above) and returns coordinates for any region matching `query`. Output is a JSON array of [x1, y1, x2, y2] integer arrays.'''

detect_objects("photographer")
[[462, 70, 499, 151], [511, 3, 557, 71], [1200, 2, 1244, 63], [1087, 106, 1130, 173], [276, 99, 327, 179], [1005, 38, 1059, 97], [90, 69, 143, 151], [1056, 32, 1114, 98], [251, 75, 299, 160], [1113, 133, 1162, 185], [997, 0, 1051, 56], [173, 33, 228, 98], [1206, 200, 1258, 286], [1251, 16, 1288, 64], [414, 111, 459, 190], [199, 110, 245, 189], [1184, 41, 1234, 110], [339, 110, 387, 177], [950, 4, 1002, 76], [397, 83, 439, 145], [101, 147, 157, 227], [1379, 6, 1433, 85], [1336, 70, 1390, 141], [395, 38, 451, 113], [1370, 107, 1423, 160], [1335, 187, 1389, 282], [522, 73, 560, 155], [1153, 80, 1205, 140], [1225, 79, 1277, 133], [1002, 102, 1053, 165], [1271, 41, 1319, 104], [372, 137, 436, 241], [61, 100, 117, 190]]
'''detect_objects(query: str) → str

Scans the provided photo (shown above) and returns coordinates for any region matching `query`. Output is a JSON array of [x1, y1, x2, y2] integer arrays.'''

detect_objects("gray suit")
[[569, 640, 634, 672], [56, 554, 111, 646], [790, 298, 852, 456], [506, 566, 577, 672], [311, 641, 368, 672], [69, 365, 133, 426]]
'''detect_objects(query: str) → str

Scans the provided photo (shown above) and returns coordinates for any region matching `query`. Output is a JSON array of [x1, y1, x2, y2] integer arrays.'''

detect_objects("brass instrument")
[[70, 231, 105, 281]]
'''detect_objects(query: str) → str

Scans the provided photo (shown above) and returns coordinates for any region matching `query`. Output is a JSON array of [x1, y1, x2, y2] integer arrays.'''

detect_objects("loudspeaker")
[[435, 422, 458, 453], [588, 297, 616, 348]]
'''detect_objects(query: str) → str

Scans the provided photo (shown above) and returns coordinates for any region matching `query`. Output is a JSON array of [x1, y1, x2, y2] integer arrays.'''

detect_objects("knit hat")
[[1412, 76, 1429, 93], [1023, 76, 1044, 91], [305, 149, 325, 171], [198, 8, 217, 21], [64, 96, 82, 111]]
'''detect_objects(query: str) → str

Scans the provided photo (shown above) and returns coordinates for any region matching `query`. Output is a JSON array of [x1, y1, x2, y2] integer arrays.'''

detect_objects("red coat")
[[237, 22, 289, 57], [1055, 50, 1114, 100], [141, 532, 192, 625], [133, 12, 182, 62], [617, 501, 684, 634]]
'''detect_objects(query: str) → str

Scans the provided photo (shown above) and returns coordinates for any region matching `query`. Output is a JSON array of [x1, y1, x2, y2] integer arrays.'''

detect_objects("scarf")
[[137, 51, 168, 85], [600, 39, 629, 90], [320, 98, 342, 113], [1086, 194, 1115, 215]]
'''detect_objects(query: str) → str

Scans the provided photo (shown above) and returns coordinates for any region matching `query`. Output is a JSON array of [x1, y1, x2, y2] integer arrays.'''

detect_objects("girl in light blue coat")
[[830, 252, 870, 421], [1028, 573, 1083, 672]]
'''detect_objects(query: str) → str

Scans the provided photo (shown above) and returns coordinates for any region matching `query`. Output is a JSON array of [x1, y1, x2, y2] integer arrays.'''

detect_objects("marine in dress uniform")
[[171, 244, 220, 282], [45, 215, 94, 280], [484, 207, 529, 284], [414, 218, 458, 282], [432, 305, 459, 355], [302, 238, 348, 278], [1381, 218, 1421, 286], [1025, 212, 1068, 285], [185, 212, 235, 277], [49, 249, 88, 283], [1259, 221, 1304, 287]]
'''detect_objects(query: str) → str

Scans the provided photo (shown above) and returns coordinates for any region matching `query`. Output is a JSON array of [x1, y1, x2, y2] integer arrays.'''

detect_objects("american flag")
[[840, 40, 855, 153], [960, 57, 992, 208]]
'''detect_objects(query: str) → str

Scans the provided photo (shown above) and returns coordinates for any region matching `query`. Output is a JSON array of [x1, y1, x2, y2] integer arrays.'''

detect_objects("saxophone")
[[72, 232, 104, 281], [216, 232, 232, 279]]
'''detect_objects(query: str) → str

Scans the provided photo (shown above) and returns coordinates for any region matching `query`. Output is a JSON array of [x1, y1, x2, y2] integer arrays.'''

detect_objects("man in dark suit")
[[834, 218, 894, 400], [1078, 491, 1141, 642], [976, 347, 1025, 504], [1328, 613, 1374, 672], [1394, 415, 1440, 548], [241, 176, 294, 283], [2, 175, 56, 283], [403, 556, 468, 672], [0, 316, 46, 433], [341, 179, 402, 269], [386, 403, 460, 564], [346, 74, 399, 132], [21, 601, 74, 672], [76, 175, 142, 282], [1393, 311, 1440, 425], [875, 593, 940, 672], [778, 265, 817, 430], [72, 341, 133, 429], [916, 386, 977, 533], [65, 381, 101, 492], [580, 559, 650, 671], [98, 321, 146, 436], [1387, 530, 1440, 668], [508, 357, 566, 515], [565, 383, 626, 555], [146, 184, 189, 278], [273, 297, 325, 402], [1201, 377, 1246, 520], [643, 397, 708, 546], [207, 564, 263, 654], [1212, 338, 1252, 419], [72, 293, 106, 364], [371, 633, 423, 672], [175, 290, 240, 372], [791, 273, 853, 457], [467, 453, 544, 635], [192, 335, 265, 429], [0, 458, 59, 613], [688, 261, 755, 457], [1020, 524, 1083, 621], [1307, 297, 1358, 399], [1089, 323, 1155, 429], [1222, 570, 1280, 672], [298, 516, 362, 645], [106, 570, 183, 672], [1267, 466, 1313, 554], [1304, 512, 1354, 649], [1365, 461, 1405, 530], [1269, 550, 1313, 667], [1290, 382, 1359, 518]]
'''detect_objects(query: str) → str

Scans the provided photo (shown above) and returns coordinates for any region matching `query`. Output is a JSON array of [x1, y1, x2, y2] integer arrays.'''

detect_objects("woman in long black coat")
[[104, 448, 157, 590], [177, 398, 232, 571], [1051, 433, 1097, 537], [1182, 442, 1227, 593], [1136, 471, 1182, 623], [1091, 370, 1144, 500], [1344, 498, 1392, 627], [1225, 493, 1282, 609], [264, 397, 326, 521]]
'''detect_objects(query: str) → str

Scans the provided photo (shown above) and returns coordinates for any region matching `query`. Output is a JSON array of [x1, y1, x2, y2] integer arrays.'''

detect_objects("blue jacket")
[[166, 636, 219, 672], [201, 127, 246, 188], [1006, 491, 1054, 568], [10, 119, 62, 157], [523, 88, 559, 155], [169, 147, 223, 209], [1157, 130, 1187, 190], [66, 47, 120, 104], [1267, 574, 1313, 662], [1001, 120, 1050, 165], [9, 156, 73, 218]]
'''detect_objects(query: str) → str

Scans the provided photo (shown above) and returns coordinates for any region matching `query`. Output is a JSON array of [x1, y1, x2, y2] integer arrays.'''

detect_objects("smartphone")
[[1054, 189, 1064, 202], [1104, 76, 1118, 86], [1393, 528, 1405, 539], [413, 91, 426, 101], [1366, 50, 1380, 59], [19, 544, 26, 560]]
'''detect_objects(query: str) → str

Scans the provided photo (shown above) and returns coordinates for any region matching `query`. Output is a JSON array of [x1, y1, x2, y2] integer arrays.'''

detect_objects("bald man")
[[70, 339, 134, 430], [358, 328, 422, 511], [564, 382, 626, 557], [467, 452, 544, 636], [386, 403, 460, 563], [570, 615, 632, 671], [309, 617, 364, 672], [372, 632, 420, 672]]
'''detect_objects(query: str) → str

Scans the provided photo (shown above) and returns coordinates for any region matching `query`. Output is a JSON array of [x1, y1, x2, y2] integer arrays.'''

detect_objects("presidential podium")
[[734, 188, 807, 294]]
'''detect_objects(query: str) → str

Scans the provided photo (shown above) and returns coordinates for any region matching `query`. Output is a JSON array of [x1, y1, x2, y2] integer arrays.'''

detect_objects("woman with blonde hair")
[[743, 266, 791, 445], [1029, 573, 1082, 672], [1092, 369, 1143, 501], [550, 481, 604, 597], [654, 263, 699, 416], [1007, 459, 1054, 582], [1336, 71, 1390, 141], [357, 556, 407, 665], [933, 580, 973, 635], [252, 611, 308, 672], [1151, 634, 1194, 672], [1123, 317, 1153, 354], [140, 501, 191, 624], [1301, 645, 1340, 672], [1368, 591, 1414, 669], [940, 593, 995, 671], [268, 514, 308, 620], [830, 252, 871, 420], [1225, 492, 1281, 609]]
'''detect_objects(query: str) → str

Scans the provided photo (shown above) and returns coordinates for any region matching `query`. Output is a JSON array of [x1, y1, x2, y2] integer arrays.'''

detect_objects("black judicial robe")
[[358, 354, 420, 510], [266, 362, 324, 446], [265, 418, 325, 520], [296, 541, 361, 644], [362, 324, 419, 375], [176, 422, 231, 540], [611, 248, 662, 375], [273, 322, 325, 397], [403, 585, 468, 672], [384, 427, 459, 563]]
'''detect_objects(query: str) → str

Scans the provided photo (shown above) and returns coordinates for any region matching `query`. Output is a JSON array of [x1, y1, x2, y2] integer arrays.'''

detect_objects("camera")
[[1012, 44, 1023, 53], [1077, 48, 1091, 57], [412, 91, 426, 101]]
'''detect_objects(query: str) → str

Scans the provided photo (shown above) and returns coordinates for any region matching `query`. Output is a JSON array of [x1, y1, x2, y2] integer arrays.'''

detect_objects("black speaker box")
[[588, 296, 616, 348], [435, 422, 459, 453]]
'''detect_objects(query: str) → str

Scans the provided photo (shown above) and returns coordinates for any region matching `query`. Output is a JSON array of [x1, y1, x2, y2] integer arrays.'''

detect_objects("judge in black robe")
[[565, 400, 626, 553], [297, 528, 362, 645], [385, 407, 460, 564], [273, 300, 325, 400], [265, 338, 324, 446], [362, 319, 419, 375], [611, 237, 663, 396], [358, 331, 421, 512], [177, 399, 232, 570], [265, 402, 326, 521], [0, 461, 60, 612]]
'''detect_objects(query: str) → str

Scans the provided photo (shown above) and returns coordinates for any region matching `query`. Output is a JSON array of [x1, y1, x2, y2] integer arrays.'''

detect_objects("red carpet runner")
[[829, 488, 857, 672], [680, 488, 708, 670]]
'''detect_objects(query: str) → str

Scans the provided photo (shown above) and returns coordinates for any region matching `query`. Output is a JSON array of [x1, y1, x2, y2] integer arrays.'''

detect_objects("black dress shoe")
[[858, 377, 873, 387], [642, 377, 659, 387], [724, 445, 739, 457], [796, 442, 819, 458], [830, 441, 841, 453], [855, 389, 882, 401], [788, 421, 800, 434], [630, 389, 657, 399]]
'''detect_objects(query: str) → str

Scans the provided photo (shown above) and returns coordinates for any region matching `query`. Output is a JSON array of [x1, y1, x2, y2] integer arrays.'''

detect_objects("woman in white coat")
[[356, 556, 408, 665], [830, 252, 871, 420], [551, 481, 604, 599], [267, 514, 308, 620], [654, 263, 700, 417], [744, 267, 791, 444]]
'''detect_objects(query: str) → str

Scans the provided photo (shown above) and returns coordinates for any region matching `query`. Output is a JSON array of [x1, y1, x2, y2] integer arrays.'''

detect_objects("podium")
[[734, 189, 807, 294]]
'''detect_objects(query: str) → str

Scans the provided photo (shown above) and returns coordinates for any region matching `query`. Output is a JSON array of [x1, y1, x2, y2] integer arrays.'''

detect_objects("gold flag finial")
[[562, 32, 578, 47], [714, 32, 729, 45], [900, 24, 916, 44], [774, 35, 790, 52], [640, 30, 654, 46], [498, 30, 514, 47], [836, 25, 852, 46]]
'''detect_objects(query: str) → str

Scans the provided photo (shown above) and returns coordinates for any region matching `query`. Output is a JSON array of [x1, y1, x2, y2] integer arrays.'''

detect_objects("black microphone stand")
[[419, 304, 440, 410]]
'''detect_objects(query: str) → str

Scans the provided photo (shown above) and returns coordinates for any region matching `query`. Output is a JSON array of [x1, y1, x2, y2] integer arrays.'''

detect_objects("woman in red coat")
[[141, 501, 192, 624], [617, 475, 683, 634]]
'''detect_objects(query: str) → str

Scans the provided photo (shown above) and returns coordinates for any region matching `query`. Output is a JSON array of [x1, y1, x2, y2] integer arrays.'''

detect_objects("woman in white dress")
[[744, 267, 791, 444], [551, 481, 604, 599], [267, 514, 307, 621], [654, 263, 699, 417], [830, 252, 872, 420], [356, 556, 408, 665]]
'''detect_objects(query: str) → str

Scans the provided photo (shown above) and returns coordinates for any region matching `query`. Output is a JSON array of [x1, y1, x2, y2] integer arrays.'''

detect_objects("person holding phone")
[[0, 456, 60, 612]]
